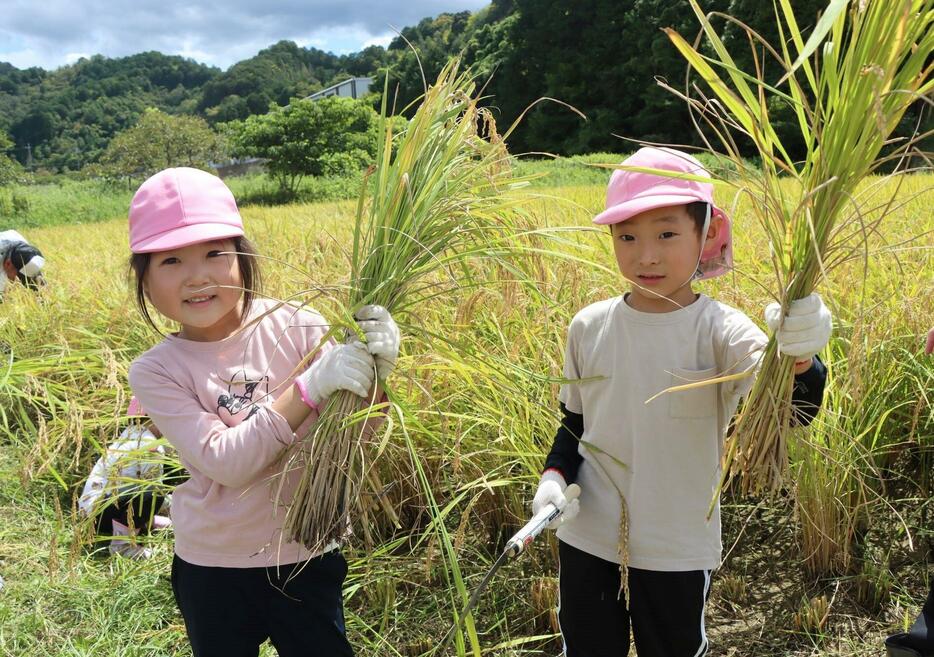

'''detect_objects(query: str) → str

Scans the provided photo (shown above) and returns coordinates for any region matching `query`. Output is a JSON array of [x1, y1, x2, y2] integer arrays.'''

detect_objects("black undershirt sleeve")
[[790, 353, 827, 427], [543, 402, 585, 483]]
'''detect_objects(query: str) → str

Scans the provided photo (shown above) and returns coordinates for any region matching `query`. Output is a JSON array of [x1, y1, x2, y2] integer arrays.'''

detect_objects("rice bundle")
[[664, 0, 932, 493], [282, 59, 534, 551]]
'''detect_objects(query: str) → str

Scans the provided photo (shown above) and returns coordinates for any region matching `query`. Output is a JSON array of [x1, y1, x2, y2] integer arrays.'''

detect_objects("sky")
[[0, 0, 490, 72]]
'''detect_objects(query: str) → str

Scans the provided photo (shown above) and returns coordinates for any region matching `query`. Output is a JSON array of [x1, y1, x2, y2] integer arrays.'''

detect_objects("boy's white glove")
[[294, 342, 375, 409], [532, 470, 580, 530], [354, 305, 400, 380], [764, 293, 832, 359]]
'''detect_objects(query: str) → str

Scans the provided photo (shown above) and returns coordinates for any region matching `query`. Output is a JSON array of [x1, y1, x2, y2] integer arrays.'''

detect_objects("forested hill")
[[0, 53, 219, 171], [1, 0, 877, 173]]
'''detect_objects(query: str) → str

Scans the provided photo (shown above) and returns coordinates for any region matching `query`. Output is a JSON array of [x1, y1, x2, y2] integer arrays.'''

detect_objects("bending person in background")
[[0, 229, 45, 300], [79, 397, 174, 560]]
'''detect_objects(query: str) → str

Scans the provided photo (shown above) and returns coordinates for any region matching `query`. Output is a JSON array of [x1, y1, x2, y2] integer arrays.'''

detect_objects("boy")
[[533, 148, 831, 656]]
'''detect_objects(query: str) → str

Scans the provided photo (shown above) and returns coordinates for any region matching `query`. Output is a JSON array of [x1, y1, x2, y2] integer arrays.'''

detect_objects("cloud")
[[63, 53, 91, 65], [0, 0, 489, 71]]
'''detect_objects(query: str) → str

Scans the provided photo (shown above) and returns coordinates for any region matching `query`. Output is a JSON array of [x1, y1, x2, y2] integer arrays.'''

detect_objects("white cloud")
[[64, 53, 91, 65], [0, 0, 490, 71], [363, 34, 394, 49]]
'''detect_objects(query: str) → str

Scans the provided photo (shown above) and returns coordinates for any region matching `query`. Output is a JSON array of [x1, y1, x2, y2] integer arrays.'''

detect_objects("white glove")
[[764, 293, 832, 359], [354, 305, 400, 381], [532, 470, 580, 530], [294, 342, 375, 408]]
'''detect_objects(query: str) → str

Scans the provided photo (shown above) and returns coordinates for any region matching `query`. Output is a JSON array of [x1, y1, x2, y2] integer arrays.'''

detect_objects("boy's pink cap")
[[593, 147, 732, 280], [127, 396, 145, 417], [129, 167, 244, 254]]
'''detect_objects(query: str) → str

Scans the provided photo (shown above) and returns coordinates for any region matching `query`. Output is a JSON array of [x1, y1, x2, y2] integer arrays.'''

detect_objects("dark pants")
[[889, 580, 934, 654], [557, 541, 711, 657], [95, 491, 165, 536], [94, 463, 185, 536], [171, 551, 354, 657]]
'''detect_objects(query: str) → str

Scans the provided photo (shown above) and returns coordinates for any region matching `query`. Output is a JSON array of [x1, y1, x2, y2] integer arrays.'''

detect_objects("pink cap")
[[593, 147, 732, 280], [129, 167, 244, 253], [127, 396, 145, 417]]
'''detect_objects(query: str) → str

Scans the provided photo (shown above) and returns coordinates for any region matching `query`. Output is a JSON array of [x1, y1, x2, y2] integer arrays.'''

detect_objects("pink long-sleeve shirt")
[[128, 299, 333, 567]]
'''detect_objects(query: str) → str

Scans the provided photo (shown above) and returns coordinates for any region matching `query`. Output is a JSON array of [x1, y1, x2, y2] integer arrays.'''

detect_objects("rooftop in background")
[[305, 77, 373, 101]]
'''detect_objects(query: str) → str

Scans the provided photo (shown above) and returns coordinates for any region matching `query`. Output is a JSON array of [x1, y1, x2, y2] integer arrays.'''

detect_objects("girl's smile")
[[143, 239, 244, 341]]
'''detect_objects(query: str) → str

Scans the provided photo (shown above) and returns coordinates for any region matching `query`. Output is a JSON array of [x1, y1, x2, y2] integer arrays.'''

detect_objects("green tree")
[[227, 96, 378, 195], [98, 108, 224, 182], [0, 130, 23, 186]]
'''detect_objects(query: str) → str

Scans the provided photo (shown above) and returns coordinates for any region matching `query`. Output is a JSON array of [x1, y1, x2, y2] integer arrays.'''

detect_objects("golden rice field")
[[0, 176, 931, 656]]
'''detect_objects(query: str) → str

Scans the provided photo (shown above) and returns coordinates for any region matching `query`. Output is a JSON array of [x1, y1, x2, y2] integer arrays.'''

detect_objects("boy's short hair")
[[607, 201, 709, 235], [686, 202, 710, 235]]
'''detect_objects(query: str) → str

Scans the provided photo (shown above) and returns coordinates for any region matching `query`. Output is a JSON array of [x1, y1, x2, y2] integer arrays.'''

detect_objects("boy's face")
[[610, 204, 713, 312]]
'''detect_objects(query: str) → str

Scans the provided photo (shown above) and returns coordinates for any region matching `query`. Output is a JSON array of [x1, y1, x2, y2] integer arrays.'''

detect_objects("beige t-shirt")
[[556, 294, 766, 571]]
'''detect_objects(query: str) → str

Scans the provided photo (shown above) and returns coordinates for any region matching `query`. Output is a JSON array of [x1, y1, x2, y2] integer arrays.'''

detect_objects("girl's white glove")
[[354, 305, 400, 381], [294, 342, 375, 409], [532, 470, 580, 530], [764, 293, 832, 359]]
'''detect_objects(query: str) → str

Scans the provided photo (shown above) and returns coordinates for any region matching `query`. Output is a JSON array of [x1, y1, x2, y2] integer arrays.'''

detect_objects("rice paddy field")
[[0, 173, 931, 656]]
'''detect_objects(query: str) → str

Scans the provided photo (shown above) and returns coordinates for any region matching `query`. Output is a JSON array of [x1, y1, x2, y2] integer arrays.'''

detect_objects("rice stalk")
[[664, 0, 933, 493], [282, 58, 537, 552]]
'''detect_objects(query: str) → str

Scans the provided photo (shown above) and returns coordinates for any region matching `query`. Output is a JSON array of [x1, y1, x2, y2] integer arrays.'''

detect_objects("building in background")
[[305, 77, 373, 101], [214, 77, 374, 178]]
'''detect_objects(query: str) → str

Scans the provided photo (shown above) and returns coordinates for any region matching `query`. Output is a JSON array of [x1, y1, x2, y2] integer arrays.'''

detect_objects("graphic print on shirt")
[[216, 370, 270, 426]]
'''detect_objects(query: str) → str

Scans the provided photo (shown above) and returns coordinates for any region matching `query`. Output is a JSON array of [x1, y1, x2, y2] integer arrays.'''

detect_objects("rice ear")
[[280, 58, 538, 552], [667, 0, 933, 493]]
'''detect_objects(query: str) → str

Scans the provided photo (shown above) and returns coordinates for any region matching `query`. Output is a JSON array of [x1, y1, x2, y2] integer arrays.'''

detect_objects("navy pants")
[[171, 551, 353, 657], [558, 541, 711, 657], [95, 491, 164, 536]]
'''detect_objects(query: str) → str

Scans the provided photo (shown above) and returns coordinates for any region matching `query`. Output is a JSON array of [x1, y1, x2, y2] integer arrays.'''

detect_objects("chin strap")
[[691, 202, 712, 281]]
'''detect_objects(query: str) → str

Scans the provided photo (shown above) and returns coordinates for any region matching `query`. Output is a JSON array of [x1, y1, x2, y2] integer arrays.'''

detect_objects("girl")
[[126, 167, 399, 657]]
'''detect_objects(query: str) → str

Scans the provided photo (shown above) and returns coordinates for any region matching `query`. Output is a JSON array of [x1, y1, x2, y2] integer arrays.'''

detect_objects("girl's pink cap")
[[129, 167, 244, 254], [126, 396, 145, 417], [593, 147, 732, 280]]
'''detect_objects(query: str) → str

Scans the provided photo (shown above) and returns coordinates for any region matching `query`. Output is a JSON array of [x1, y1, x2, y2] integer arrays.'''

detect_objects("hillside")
[[0, 0, 927, 173]]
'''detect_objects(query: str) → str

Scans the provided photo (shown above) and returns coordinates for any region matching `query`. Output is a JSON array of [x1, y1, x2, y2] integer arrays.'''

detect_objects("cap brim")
[[593, 194, 707, 225], [132, 223, 244, 253]]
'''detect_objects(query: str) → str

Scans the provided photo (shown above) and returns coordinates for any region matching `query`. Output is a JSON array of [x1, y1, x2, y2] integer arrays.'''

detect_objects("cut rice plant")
[[281, 58, 536, 554], [793, 593, 832, 640], [664, 0, 933, 493]]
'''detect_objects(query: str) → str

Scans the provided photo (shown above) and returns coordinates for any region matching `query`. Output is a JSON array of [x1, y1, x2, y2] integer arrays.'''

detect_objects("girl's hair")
[[128, 236, 263, 333]]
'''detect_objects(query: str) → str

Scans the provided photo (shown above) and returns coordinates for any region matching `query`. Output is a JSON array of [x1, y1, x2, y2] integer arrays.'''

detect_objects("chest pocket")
[[669, 366, 719, 419]]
